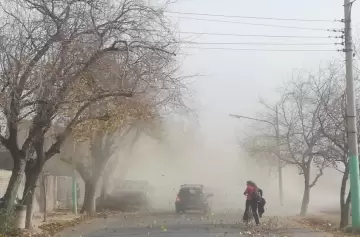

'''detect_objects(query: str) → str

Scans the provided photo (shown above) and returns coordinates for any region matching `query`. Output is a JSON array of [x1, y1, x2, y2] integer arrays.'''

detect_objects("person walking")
[[242, 181, 260, 225]]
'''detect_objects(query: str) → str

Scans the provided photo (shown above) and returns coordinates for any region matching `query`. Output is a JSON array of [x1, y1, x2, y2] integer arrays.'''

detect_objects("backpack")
[[252, 188, 262, 202]]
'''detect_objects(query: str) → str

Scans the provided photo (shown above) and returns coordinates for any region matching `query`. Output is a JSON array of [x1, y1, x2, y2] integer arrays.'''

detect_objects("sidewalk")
[[286, 214, 360, 237], [32, 211, 79, 229], [273, 227, 334, 237], [256, 216, 335, 237], [34, 212, 90, 235], [4, 210, 117, 237]]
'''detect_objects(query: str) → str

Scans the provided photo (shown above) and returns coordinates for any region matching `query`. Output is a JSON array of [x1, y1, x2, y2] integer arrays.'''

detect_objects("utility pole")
[[275, 105, 283, 206], [344, 0, 360, 230]]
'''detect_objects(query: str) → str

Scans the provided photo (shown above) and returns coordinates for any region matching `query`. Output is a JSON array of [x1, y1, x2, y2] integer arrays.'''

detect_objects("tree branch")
[[309, 169, 324, 188]]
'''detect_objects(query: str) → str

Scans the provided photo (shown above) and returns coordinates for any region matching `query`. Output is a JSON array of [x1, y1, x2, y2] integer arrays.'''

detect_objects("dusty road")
[[55, 211, 333, 237]]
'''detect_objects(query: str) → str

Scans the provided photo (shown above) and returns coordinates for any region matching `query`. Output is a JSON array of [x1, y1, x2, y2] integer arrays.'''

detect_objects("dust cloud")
[[105, 119, 342, 217]]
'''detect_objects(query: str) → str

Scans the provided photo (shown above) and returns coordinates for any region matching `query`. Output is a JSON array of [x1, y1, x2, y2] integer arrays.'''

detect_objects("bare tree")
[[318, 92, 350, 227], [240, 131, 281, 168], [61, 124, 140, 215], [0, 0, 185, 228], [99, 127, 140, 203], [58, 49, 188, 217], [242, 70, 335, 216], [316, 63, 360, 228], [99, 122, 162, 203], [60, 52, 186, 216], [78, 132, 116, 216], [243, 64, 359, 223], [69, 97, 180, 215], [275, 75, 335, 216]]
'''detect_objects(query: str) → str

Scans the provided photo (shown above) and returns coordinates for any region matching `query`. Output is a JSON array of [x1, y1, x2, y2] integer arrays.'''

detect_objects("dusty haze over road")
[[109, 119, 341, 216]]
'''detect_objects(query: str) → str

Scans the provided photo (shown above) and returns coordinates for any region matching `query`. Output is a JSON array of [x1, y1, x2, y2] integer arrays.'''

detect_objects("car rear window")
[[179, 187, 202, 196]]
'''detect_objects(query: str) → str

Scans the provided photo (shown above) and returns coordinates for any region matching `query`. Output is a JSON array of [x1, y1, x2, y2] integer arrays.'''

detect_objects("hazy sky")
[[153, 0, 360, 144]]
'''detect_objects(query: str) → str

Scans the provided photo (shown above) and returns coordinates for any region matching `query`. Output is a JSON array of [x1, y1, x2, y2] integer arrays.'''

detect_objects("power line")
[[127, 28, 342, 39], [181, 47, 338, 52], [170, 16, 341, 32], [176, 31, 340, 39], [177, 42, 337, 46], [165, 11, 338, 23], [132, 40, 340, 46]]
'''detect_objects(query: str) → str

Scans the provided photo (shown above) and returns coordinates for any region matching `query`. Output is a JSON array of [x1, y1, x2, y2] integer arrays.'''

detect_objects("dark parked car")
[[175, 184, 213, 214], [96, 180, 150, 211]]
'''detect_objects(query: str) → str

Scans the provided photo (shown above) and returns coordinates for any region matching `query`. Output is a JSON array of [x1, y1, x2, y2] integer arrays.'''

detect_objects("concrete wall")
[[0, 169, 87, 214]]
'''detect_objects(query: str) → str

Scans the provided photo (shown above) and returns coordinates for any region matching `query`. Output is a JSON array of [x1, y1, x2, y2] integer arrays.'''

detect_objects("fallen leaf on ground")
[[1, 211, 118, 237]]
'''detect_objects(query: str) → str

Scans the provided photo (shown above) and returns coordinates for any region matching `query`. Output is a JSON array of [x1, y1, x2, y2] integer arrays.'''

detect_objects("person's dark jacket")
[[257, 188, 266, 204]]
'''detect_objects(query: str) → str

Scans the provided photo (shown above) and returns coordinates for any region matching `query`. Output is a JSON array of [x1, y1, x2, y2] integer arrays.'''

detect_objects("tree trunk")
[[42, 175, 47, 222], [340, 165, 350, 228], [80, 183, 89, 214], [3, 157, 26, 210], [340, 191, 351, 229], [100, 175, 110, 201], [76, 164, 89, 214], [23, 161, 43, 229], [300, 170, 310, 216], [81, 179, 98, 216]]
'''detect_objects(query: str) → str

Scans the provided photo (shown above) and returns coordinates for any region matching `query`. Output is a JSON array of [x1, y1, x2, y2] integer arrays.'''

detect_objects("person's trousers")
[[258, 198, 266, 217], [242, 199, 260, 224]]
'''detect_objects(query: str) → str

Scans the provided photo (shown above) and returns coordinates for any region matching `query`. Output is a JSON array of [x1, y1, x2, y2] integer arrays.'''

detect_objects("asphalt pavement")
[[54, 211, 334, 237]]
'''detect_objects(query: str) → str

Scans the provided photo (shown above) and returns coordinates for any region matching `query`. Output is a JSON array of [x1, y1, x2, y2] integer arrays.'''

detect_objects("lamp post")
[[230, 107, 283, 206]]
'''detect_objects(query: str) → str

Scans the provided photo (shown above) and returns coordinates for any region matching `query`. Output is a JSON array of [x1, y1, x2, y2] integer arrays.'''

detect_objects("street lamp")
[[230, 106, 284, 206]]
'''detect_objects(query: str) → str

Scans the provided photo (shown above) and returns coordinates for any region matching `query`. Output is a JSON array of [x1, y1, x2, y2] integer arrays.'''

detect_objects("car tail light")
[[176, 196, 180, 202]]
